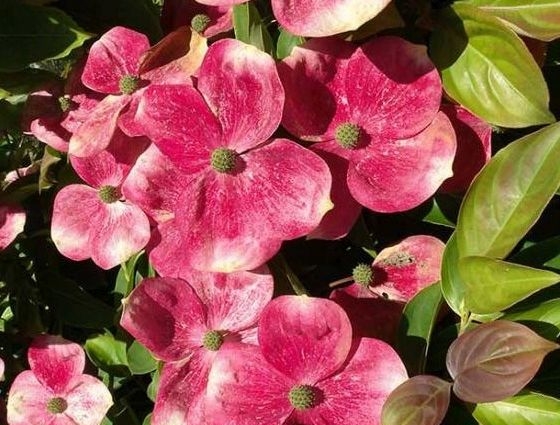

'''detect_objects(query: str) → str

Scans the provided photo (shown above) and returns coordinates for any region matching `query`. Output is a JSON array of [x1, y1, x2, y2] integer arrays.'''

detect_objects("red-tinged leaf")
[[446, 321, 559, 403], [381, 375, 451, 425]]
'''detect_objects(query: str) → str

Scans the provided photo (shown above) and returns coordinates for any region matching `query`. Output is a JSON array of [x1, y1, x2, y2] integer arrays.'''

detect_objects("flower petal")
[[121, 277, 207, 361], [64, 375, 113, 425], [271, 0, 391, 37], [161, 0, 233, 37], [28, 335, 85, 393], [347, 36, 442, 140], [195, 0, 245, 7], [7, 371, 55, 425], [0, 204, 25, 250], [348, 111, 456, 212], [198, 39, 284, 151], [206, 343, 293, 425], [259, 295, 352, 383], [82, 26, 149, 94]]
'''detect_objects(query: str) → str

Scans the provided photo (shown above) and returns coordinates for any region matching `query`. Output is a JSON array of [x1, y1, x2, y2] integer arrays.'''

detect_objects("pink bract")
[[134, 38, 332, 273], [271, 0, 392, 37], [161, 0, 233, 37], [206, 295, 408, 425], [120, 269, 273, 425], [279, 36, 457, 214], [0, 204, 25, 251], [7, 334, 112, 425]]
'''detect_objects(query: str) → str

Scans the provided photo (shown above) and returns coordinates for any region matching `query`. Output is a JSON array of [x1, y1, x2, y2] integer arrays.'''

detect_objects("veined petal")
[[258, 296, 352, 383], [89, 201, 150, 270], [82, 26, 149, 94], [278, 38, 354, 142], [148, 220, 194, 277], [28, 335, 85, 393], [7, 371, 55, 425], [0, 204, 25, 250], [347, 36, 442, 141], [198, 39, 284, 151], [64, 375, 113, 425], [206, 343, 294, 425], [272, 0, 391, 37], [348, 111, 456, 212], [121, 277, 207, 361]]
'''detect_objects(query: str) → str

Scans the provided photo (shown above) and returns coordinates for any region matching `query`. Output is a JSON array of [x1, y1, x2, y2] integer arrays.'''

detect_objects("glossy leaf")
[[459, 256, 560, 314], [503, 299, 560, 339], [447, 320, 558, 403], [381, 375, 451, 425], [511, 236, 560, 272], [276, 28, 305, 60], [456, 122, 560, 259], [473, 391, 560, 425], [85, 332, 130, 376], [232, 2, 274, 56], [431, 3, 554, 127], [467, 0, 560, 41], [396, 283, 444, 375], [127, 340, 157, 375], [0, 69, 56, 99], [441, 233, 468, 316], [0, 0, 92, 72]]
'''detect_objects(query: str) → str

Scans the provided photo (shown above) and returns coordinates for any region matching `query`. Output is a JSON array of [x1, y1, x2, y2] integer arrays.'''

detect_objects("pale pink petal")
[[440, 104, 492, 193], [51, 185, 99, 262], [89, 202, 150, 270], [161, 0, 233, 37], [286, 338, 408, 425], [348, 111, 456, 212], [28, 335, 85, 393], [278, 38, 354, 142], [82, 26, 149, 94], [348, 37, 442, 140], [29, 117, 71, 152], [120, 277, 207, 361], [258, 295, 352, 383], [7, 371, 55, 425], [3, 163, 40, 185], [137, 84, 221, 172], [0, 357, 4, 379], [370, 235, 445, 302], [64, 375, 113, 425], [181, 268, 274, 332], [197, 39, 284, 151], [272, 0, 391, 37], [68, 95, 131, 158], [206, 343, 293, 425], [0, 204, 25, 250]]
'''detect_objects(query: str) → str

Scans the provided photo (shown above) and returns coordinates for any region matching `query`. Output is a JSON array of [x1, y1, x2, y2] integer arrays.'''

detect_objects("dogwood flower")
[[0, 204, 25, 251]]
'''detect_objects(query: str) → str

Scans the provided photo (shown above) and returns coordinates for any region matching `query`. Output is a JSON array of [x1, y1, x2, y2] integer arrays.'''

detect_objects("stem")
[[328, 276, 354, 289]]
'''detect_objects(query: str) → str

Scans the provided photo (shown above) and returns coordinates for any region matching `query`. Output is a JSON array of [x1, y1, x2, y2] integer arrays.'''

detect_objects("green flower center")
[[202, 330, 224, 351], [98, 185, 121, 204], [288, 385, 316, 410], [191, 14, 211, 33], [58, 95, 73, 112], [211, 147, 237, 173], [47, 397, 68, 414], [352, 263, 374, 287], [334, 122, 361, 149], [119, 74, 140, 95]]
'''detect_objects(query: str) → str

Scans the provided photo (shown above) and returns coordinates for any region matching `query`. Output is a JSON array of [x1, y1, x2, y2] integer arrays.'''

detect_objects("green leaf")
[[459, 256, 560, 314], [430, 3, 554, 127], [127, 340, 157, 375], [0, 0, 92, 72], [232, 2, 274, 55], [503, 298, 560, 339], [441, 233, 468, 316], [147, 364, 162, 402], [511, 236, 560, 272], [39, 146, 62, 191], [456, 122, 560, 259], [396, 283, 444, 375], [268, 254, 308, 296], [0, 69, 57, 99], [276, 28, 305, 59], [85, 332, 130, 376], [142, 414, 152, 425], [473, 391, 560, 425], [465, 0, 560, 41]]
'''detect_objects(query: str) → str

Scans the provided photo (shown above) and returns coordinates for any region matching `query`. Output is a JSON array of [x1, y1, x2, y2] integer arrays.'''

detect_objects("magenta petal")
[[64, 375, 113, 425], [288, 338, 408, 425], [370, 235, 445, 302], [89, 202, 150, 270], [28, 335, 85, 393], [348, 111, 456, 212], [272, 0, 391, 37], [259, 295, 352, 383], [7, 371, 55, 425], [82, 26, 149, 94], [206, 343, 293, 425], [198, 39, 284, 151], [279, 38, 354, 142], [69, 95, 131, 158], [0, 204, 25, 250], [147, 220, 192, 277], [181, 268, 274, 332], [348, 37, 442, 140], [195, 0, 245, 7], [161, 0, 233, 37], [121, 277, 207, 361]]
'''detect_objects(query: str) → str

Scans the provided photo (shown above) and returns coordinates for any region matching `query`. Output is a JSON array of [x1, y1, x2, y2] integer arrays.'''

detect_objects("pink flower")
[[51, 131, 150, 269], [272, 0, 392, 36], [161, 0, 233, 37], [206, 295, 408, 425], [120, 269, 273, 425], [0, 204, 25, 251], [279, 37, 457, 225], [132, 38, 332, 273], [7, 334, 112, 425]]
